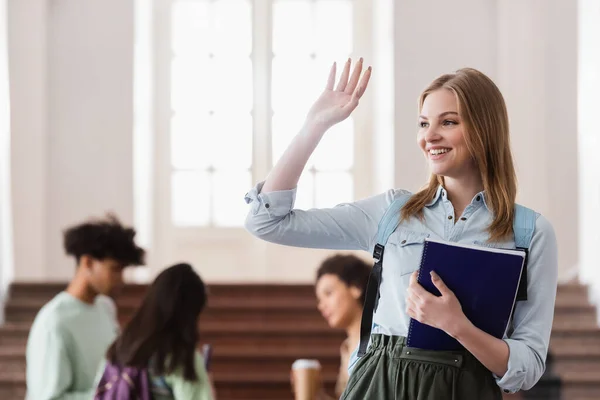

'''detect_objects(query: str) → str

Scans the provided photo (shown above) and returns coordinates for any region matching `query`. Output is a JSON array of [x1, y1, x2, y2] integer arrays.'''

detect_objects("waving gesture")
[[306, 58, 372, 131]]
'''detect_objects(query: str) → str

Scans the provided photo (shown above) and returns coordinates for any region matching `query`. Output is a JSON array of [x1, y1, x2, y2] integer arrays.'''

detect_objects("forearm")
[[261, 122, 326, 193], [452, 319, 509, 377]]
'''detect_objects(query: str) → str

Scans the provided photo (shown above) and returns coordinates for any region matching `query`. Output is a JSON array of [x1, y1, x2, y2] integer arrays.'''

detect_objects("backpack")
[[357, 193, 538, 356], [94, 362, 151, 400]]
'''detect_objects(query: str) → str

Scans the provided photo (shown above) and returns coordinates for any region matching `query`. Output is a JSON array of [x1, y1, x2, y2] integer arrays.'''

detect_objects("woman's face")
[[315, 274, 362, 329], [417, 89, 478, 180]]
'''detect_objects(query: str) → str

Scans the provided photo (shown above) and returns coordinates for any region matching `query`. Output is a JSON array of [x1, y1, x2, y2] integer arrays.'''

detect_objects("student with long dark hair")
[[100, 263, 214, 399]]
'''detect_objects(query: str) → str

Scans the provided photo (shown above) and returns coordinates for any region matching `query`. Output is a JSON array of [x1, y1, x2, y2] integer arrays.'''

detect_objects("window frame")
[[151, 0, 375, 278]]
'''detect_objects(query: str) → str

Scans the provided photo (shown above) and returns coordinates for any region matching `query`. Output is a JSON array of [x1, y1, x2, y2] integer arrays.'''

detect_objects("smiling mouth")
[[429, 148, 451, 155]]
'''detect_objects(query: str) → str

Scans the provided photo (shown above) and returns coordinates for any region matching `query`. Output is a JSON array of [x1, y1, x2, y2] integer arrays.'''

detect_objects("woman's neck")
[[443, 175, 484, 217]]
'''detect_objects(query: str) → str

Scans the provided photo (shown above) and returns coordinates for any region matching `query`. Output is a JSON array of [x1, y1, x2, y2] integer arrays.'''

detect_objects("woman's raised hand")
[[305, 58, 372, 131]]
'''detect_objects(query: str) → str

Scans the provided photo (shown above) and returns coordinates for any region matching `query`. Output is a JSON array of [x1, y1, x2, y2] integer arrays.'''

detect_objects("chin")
[[327, 318, 342, 329]]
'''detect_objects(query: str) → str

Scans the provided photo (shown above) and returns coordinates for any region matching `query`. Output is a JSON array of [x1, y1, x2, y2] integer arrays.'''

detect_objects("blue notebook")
[[406, 238, 526, 351]]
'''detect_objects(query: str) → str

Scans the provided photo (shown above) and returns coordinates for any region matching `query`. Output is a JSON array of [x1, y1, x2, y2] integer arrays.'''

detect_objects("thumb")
[[431, 271, 451, 296]]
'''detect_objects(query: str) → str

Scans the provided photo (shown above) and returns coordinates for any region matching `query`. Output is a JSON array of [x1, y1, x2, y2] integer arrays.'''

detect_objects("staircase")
[[0, 283, 344, 400], [0, 282, 599, 399], [551, 283, 600, 400]]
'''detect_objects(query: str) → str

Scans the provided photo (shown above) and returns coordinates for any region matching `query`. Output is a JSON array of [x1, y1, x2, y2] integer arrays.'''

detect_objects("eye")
[[419, 121, 429, 128], [443, 120, 458, 126]]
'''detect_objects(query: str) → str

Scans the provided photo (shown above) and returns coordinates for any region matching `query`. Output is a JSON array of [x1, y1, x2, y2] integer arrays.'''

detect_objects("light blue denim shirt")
[[244, 182, 558, 394]]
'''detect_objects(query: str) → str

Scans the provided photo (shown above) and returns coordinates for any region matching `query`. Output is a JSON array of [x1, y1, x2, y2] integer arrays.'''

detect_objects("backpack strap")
[[358, 194, 412, 356], [512, 204, 538, 301]]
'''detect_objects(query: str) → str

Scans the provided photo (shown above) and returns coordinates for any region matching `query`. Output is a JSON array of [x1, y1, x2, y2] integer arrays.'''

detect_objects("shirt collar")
[[425, 185, 490, 210], [425, 186, 445, 207]]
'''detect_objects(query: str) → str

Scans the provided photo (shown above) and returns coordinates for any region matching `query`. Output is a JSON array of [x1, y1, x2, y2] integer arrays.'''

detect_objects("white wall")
[[6, 0, 581, 282], [1, 0, 14, 305], [9, 0, 134, 281], [578, 0, 600, 304], [393, 0, 578, 279], [394, 0, 498, 193], [8, 0, 48, 281]]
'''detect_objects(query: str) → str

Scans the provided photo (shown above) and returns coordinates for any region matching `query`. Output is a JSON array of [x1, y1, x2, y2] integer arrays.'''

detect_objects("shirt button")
[[460, 217, 467, 221], [401, 240, 406, 244], [502, 389, 510, 394], [448, 215, 453, 220], [265, 203, 270, 209], [476, 195, 481, 201]]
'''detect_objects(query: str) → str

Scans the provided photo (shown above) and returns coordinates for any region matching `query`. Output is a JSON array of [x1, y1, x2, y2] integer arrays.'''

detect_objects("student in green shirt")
[[99, 263, 215, 399], [26, 214, 146, 400]]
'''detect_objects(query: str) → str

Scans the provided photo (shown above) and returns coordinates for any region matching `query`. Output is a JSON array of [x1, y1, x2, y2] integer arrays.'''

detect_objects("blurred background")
[[0, 0, 598, 399]]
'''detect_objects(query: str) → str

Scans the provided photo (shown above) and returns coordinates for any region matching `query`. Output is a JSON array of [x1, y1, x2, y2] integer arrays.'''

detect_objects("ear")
[[79, 255, 95, 273], [349, 285, 362, 301]]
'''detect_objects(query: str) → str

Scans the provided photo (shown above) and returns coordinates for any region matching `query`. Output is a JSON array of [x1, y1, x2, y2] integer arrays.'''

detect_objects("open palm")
[[306, 58, 372, 130]]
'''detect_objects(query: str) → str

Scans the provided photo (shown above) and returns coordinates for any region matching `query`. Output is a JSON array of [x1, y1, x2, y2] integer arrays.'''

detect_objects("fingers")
[[352, 66, 372, 100], [326, 62, 337, 90], [431, 271, 451, 296], [335, 58, 352, 92], [344, 58, 364, 94], [408, 270, 430, 301]]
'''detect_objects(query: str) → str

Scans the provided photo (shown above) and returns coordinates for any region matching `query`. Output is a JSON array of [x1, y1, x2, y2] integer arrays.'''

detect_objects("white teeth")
[[429, 148, 450, 155]]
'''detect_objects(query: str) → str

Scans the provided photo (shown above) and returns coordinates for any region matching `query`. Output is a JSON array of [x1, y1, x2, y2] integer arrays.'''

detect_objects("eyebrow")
[[419, 111, 459, 120]]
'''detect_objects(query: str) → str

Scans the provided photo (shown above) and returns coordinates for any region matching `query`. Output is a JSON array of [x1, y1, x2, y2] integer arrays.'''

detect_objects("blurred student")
[[292, 254, 370, 400], [26, 214, 145, 400], [96, 263, 215, 399]]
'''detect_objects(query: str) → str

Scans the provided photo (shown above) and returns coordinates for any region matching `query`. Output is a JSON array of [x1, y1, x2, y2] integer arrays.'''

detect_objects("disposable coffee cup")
[[291, 359, 322, 400]]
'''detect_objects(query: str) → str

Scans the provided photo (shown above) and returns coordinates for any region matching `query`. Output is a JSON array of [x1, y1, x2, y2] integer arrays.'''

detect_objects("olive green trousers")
[[341, 334, 502, 400]]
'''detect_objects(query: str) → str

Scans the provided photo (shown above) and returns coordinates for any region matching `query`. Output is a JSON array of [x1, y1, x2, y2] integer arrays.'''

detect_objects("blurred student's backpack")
[[94, 362, 151, 400]]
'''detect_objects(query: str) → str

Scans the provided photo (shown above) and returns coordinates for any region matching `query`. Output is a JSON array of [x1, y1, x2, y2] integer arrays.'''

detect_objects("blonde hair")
[[401, 68, 517, 242]]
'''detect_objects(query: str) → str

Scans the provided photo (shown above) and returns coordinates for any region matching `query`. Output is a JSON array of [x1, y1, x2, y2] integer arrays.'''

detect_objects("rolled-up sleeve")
[[495, 215, 558, 393], [244, 181, 404, 251]]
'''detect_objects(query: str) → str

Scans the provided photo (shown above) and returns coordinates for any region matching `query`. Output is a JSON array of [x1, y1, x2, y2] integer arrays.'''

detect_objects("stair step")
[[554, 290, 592, 306], [552, 314, 599, 330], [554, 358, 600, 373], [0, 321, 345, 350], [4, 297, 327, 324], [561, 370, 600, 383], [562, 383, 600, 400], [557, 282, 588, 296]]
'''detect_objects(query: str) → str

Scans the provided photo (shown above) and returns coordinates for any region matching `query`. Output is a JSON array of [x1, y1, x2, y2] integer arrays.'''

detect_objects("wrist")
[[302, 119, 329, 138], [447, 315, 473, 340]]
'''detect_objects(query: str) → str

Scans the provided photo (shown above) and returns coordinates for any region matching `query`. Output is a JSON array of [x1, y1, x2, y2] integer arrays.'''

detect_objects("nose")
[[424, 125, 442, 143]]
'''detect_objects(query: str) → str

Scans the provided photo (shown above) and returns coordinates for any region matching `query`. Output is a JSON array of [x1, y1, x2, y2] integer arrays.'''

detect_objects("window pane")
[[171, 113, 211, 169], [295, 171, 314, 210], [212, 170, 251, 226], [213, 0, 252, 55], [312, 118, 354, 170], [172, 56, 252, 113], [314, 171, 353, 208], [172, 171, 211, 226], [272, 56, 322, 113], [315, 0, 353, 58], [211, 55, 253, 111], [171, 0, 211, 56], [273, 0, 313, 56], [209, 111, 253, 169], [171, 56, 211, 112]]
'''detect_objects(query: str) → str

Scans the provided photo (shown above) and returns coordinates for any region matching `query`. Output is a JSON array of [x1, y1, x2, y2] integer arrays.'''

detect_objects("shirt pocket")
[[386, 229, 430, 276]]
